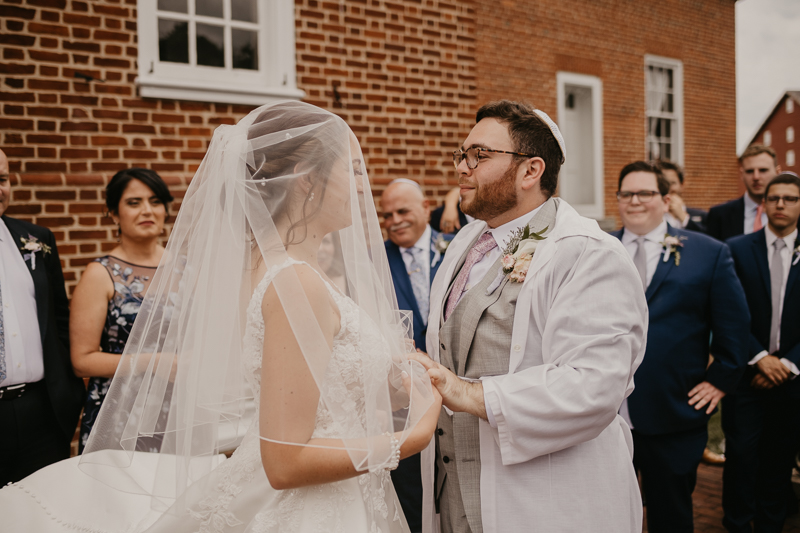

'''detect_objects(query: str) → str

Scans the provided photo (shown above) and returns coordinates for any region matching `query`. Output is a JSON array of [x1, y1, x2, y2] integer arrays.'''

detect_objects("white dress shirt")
[[0, 218, 45, 387], [464, 203, 546, 293], [399, 224, 432, 282], [748, 226, 799, 375], [743, 193, 768, 235], [620, 220, 668, 289]]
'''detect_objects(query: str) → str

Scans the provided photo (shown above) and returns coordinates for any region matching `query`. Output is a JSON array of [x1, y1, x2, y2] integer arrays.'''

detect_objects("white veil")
[[79, 101, 435, 524]]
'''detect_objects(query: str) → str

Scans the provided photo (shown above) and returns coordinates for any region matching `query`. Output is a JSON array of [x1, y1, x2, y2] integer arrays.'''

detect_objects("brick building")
[[1, 0, 739, 292], [748, 91, 800, 172]]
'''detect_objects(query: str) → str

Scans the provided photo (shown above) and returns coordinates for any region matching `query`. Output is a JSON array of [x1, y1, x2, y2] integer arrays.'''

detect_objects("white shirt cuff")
[[781, 358, 800, 377], [749, 350, 769, 365], [485, 391, 498, 428]]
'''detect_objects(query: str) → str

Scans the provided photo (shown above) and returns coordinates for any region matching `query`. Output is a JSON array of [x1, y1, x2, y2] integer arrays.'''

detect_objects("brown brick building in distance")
[[748, 91, 800, 173], [1, 0, 739, 292]]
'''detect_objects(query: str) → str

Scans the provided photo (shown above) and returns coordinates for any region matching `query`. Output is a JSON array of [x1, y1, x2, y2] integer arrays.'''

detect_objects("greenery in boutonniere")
[[500, 224, 548, 282], [660, 233, 686, 266]]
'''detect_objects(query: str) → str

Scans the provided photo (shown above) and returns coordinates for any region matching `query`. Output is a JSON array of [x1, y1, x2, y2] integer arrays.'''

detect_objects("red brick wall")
[[1, 0, 738, 290], [752, 95, 800, 173]]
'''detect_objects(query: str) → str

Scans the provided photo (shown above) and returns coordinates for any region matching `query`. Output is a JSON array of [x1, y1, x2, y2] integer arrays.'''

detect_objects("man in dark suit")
[[657, 160, 708, 233], [611, 161, 750, 533], [723, 172, 800, 533], [706, 145, 782, 242], [0, 148, 85, 485], [381, 178, 451, 533]]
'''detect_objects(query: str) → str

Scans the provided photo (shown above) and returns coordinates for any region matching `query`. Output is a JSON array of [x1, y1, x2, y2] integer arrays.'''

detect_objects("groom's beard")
[[460, 161, 518, 221]]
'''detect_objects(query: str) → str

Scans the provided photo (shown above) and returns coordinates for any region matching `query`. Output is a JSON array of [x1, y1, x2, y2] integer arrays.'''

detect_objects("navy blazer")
[[384, 229, 448, 351], [2, 215, 85, 441], [611, 226, 750, 435], [727, 230, 800, 397], [706, 197, 745, 242]]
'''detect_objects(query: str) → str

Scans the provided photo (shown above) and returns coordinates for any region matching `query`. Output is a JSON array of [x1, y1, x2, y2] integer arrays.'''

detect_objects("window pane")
[[231, 0, 257, 22], [666, 93, 674, 113], [232, 29, 258, 70], [196, 0, 223, 18], [158, 0, 187, 13], [159, 19, 189, 63], [196, 23, 224, 67]]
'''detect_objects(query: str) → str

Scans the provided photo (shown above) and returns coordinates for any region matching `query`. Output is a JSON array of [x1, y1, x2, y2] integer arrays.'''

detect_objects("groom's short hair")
[[476, 100, 563, 198]]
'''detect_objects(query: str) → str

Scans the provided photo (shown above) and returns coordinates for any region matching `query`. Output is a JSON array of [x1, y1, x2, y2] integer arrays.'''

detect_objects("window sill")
[[136, 76, 306, 106]]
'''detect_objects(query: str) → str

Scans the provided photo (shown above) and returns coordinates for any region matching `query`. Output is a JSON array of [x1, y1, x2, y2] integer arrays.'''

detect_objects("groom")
[[413, 101, 647, 532]]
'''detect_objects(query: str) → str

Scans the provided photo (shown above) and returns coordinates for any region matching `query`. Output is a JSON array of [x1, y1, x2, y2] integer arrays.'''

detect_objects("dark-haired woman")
[[70, 168, 173, 452]]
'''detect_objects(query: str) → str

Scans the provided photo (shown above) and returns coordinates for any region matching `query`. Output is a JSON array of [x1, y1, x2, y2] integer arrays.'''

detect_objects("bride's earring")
[[309, 192, 315, 202]]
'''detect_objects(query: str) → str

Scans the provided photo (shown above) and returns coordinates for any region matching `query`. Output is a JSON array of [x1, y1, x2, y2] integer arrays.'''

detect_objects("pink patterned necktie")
[[444, 232, 497, 321]]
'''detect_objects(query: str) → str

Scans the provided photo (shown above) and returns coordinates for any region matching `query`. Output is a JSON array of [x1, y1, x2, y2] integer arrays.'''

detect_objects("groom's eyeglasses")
[[616, 190, 662, 203], [452, 147, 535, 170]]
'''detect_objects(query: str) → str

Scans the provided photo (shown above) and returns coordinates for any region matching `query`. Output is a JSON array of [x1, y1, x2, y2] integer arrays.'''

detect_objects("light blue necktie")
[[0, 280, 6, 382], [405, 247, 429, 326]]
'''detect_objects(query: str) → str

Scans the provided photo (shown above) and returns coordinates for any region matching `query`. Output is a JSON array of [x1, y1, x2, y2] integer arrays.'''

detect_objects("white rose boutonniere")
[[660, 233, 686, 266], [500, 224, 548, 283], [20, 234, 52, 270], [792, 240, 800, 266], [430, 233, 452, 268]]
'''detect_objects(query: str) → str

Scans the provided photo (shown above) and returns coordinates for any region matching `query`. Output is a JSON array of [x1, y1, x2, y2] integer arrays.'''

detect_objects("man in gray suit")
[[413, 101, 647, 533]]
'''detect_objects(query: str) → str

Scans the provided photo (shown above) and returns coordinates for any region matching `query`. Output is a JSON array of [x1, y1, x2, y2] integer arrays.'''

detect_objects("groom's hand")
[[409, 353, 487, 420], [687, 381, 725, 414]]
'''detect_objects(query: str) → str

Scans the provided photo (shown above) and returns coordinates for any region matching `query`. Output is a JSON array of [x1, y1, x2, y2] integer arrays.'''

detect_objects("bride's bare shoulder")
[[260, 262, 336, 327]]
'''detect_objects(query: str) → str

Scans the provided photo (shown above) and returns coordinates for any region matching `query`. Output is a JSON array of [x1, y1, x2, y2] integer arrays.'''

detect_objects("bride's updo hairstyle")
[[246, 101, 348, 245]]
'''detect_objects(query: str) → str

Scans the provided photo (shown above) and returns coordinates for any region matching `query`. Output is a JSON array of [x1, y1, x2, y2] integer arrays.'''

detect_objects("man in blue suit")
[[723, 172, 800, 533], [381, 178, 451, 533], [611, 161, 750, 533]]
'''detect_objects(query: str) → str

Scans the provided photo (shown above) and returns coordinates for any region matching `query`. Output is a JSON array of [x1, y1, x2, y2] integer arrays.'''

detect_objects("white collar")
[[744, 193, 762, 213], [400, 224, 432, 254], [0, 217, 8, 242], [621, 220, 668, 245], [487, 203, 546, 252], [765, 226, 797, 249]]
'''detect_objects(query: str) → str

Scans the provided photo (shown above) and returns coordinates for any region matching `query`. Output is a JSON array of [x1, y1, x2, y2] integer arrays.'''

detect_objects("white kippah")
[[388, 178, 423, 190], [532, 109, 566, 164]]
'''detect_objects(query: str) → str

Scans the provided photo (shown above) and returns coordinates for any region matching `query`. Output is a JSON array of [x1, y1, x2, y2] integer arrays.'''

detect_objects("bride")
[[0, 101, 441, 532]]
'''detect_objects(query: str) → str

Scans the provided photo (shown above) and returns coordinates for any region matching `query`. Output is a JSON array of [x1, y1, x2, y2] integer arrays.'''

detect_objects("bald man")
[[0, 149, 84, 484], [381, 179, 452, 533]]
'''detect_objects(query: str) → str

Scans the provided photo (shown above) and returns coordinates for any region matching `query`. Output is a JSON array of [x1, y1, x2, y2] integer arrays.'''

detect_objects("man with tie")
[[658, 160, 708, 233], [723, 172, 800, 533], [611, 161, 750, 533], [706, 145, 782, 242], [381, 177, 451, 533], [0, 148, 85, 484]]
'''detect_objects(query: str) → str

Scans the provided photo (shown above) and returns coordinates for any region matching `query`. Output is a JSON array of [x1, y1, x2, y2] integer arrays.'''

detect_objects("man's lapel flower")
[[660, 233, 686, 266], [792, 239, 800, 266], [20, 235, 52, 271], [431, 233, 453, 268], [500, 224, 548, 283]]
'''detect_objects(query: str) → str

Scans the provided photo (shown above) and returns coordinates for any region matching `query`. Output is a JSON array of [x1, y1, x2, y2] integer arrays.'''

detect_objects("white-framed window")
[[556, 72, 604, 219], [788, 98, 795, 114], [645, 55, 683, 165], [788, 150, 796, 167], [136, 0, 304, 105], [763, 130, 772, 146], [788, 127, 795, 144]]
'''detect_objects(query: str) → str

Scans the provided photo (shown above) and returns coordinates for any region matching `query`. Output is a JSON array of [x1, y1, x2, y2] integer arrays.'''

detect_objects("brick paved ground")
[[642, 464, 800, 532]]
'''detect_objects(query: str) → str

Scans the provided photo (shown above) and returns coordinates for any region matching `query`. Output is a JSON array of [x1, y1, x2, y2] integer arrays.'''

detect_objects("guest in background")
[[657, 160, 708, 232], [706, 145, 782, 242], [380, 177, 451, 533], [723, 172, 800, 533], [430, 186, 470, 234], [0, 148, 85, 485], [70, 168, 173, 452], [611, 161, 749, 533]]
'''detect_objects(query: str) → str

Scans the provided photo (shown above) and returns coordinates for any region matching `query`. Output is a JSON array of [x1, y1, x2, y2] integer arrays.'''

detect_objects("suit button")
[[437, 428, 444, 436], [443, 456, 450, 464], [513, 344, 521, 352]]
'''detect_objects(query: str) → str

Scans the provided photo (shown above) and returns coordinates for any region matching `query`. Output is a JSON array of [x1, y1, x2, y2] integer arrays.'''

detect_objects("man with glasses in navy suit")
[[723, 172, 800, 533], [611, 161, 750, 533], [381, 178, 451, 533]]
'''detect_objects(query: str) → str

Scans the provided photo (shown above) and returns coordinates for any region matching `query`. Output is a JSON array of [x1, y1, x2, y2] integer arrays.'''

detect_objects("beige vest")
[[435, 199, 557, 533]]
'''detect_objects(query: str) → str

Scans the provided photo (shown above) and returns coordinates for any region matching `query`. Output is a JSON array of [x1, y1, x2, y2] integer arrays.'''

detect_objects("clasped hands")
[[409, 353, 487, 420], [751, 355, 792, 390]]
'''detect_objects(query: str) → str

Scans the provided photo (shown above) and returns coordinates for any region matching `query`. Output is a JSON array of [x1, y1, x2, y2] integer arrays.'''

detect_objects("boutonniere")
[[660, 233, 686, 266], [20, 235, 52, 270], [500, 225, 548, 283], [792, 240, 800, 266], [431, 233, 452, 268]]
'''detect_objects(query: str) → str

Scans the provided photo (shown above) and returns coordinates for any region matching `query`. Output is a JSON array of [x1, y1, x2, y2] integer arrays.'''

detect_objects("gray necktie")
[[405, 248, 429, 326], [769, 239, 787, 354], [0, 280, 6, 382], [634, 237, 648, 291]]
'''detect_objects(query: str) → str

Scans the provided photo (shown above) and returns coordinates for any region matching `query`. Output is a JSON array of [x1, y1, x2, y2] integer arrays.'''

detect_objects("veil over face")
[[79, 101, 435, 512]]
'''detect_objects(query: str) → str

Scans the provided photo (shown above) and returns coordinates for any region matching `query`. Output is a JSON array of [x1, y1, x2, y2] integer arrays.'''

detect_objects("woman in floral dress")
[[70, 168, 173, 452]]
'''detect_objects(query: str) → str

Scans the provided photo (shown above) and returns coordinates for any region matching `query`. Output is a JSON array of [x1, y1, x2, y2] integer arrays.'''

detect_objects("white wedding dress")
[[0, 260, 408, 533]]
